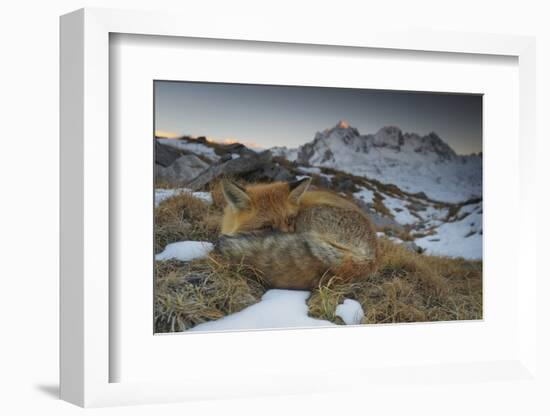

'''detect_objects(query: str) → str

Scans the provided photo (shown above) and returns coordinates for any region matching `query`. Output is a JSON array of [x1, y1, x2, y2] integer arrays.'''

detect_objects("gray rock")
[[186, 151, 273, 190], [333, 177, 357, 193], [219, 154, 233, 163], [314, 176, 332, 189], [216, 142, 258, 158], [155, 140, 182, 167], [401, 241, 424, 254], [407, 201, 428, 212], [155, 154, 209, 186], [246, 163, 294, 182]]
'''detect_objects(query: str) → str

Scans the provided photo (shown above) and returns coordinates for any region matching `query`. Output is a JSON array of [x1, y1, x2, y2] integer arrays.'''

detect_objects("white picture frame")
[[60, 8, 539, 408]]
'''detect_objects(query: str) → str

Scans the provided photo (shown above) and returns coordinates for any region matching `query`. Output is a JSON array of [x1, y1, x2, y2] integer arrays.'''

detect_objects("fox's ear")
[[288, 177, 311, 204], [221, 180, 251, 210]]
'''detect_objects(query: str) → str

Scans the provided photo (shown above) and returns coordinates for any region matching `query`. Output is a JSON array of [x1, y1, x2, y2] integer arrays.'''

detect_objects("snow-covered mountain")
[[272, 121, 482, 203]]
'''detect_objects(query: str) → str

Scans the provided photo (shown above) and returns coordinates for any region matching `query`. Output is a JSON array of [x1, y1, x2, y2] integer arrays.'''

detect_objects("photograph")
[[153, 81, 483, 333]]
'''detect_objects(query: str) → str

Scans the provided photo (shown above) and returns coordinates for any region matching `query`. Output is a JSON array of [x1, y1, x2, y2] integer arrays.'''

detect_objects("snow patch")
[[354, 187, 375, 204], [335, 299, 364, 325], [298, 166, 322, 175], [382, 194, 418, 225], [155, 189, 181, 207], [271, 146, 298, 161], [155, 188, 212, 207], [415, 203, 482, 260], [414, 204, 449, 223], [189, 289, 335, 332], [298, 167, 333, 182], [155, 241, 214, 262], [320, 173, 333, 182], [189, 191, 213, 205], [157, 138, 219, 160]]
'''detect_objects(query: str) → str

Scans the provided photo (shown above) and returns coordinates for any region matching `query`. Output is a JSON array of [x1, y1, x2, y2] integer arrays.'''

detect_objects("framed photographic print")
[[152, 81, 483, 334], [60, 8, 539, 408]]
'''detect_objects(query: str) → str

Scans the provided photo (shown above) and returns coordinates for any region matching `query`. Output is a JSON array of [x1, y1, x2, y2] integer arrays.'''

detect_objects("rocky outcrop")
[[186, 151, 274, 190], [155, 154, 209, 186], [155, 140, 182, 167]]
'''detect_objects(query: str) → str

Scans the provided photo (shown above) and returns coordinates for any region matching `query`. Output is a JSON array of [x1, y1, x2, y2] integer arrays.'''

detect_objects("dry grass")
[[154, 191, 222, 254], [307, 238, 482, 324], [154, 180, 178, 189], [155, 255, 266, 332], [154, 184, 482, 332], [372, 192, 393, 218], [378, 224, 416, 242]]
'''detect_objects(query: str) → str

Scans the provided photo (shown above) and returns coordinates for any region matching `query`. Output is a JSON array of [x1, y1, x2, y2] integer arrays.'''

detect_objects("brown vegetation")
[[154, 191, 221, 254], [155, 255, 265, 332], [154, 189, 482, 332], [307, 238, 482, 324]]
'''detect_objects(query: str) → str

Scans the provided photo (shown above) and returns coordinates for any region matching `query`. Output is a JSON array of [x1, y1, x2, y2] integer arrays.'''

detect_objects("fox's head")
[[220, 178, 311, 236]]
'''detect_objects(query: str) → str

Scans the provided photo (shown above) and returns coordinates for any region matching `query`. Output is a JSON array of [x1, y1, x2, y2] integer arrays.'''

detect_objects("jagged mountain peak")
[[319, 121, 361, 140], [414, 131, 457, 161], [272, 122, 481, 203], [375, 125, 403, 136], [372, 126, 404, 149], [336, 119, 350, 129], [312, 123, 459, 161]]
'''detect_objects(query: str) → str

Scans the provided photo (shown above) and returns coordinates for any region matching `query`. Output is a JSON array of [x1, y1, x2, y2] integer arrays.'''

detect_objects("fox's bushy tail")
[[216, 231, 372, 289]]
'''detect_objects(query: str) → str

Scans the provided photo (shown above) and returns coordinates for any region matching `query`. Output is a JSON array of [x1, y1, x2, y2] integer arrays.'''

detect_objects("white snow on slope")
[[155, 188, 212, 207], [157, 138, 219, 161], [189, 289, 335, 332], [354, 187, 450, 224], [414, 204, 449, 223], [155, 241, 214, 262], [415, 203, 482, 259], [335, 299, 364, 325], [274, 123, 482, 203], [368, 190, 480, 259], [296, 166, 333, 182], [328, 151, 481, 203], [382, 194, 418, 225], [271, 146, 298, 161], [354, 187, 375, 204]]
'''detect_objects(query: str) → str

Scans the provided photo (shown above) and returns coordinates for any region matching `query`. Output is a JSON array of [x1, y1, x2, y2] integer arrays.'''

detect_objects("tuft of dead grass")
[[307, 238, 482, 324], [154, 192, 222, 254], [155, 254, 267, 332]]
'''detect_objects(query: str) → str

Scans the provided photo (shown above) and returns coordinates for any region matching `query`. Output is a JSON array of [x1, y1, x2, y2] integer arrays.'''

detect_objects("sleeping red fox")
[[217, 178, 379, 289]]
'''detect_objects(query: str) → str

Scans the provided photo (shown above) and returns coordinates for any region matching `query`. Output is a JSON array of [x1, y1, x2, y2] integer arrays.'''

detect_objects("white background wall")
[[0, 1, 548, 414]]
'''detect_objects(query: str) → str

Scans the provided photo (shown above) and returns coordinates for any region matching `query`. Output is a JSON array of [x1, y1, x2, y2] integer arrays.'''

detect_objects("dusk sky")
[[154, 81, 482, 155]]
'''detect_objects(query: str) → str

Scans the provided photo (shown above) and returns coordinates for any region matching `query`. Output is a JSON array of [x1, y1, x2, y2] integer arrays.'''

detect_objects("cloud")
[[206, 137, 262, 149], [154, 129, 179, 139]]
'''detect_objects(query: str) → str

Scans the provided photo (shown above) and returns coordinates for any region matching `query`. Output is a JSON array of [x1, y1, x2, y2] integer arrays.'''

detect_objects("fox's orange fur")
[[217, 178, 378, 289]]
